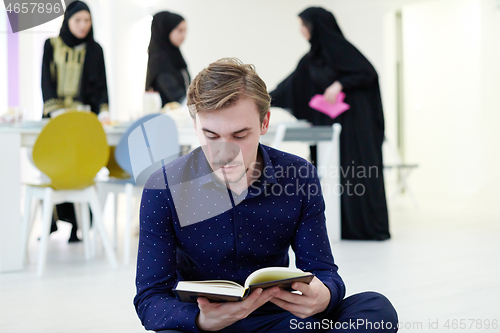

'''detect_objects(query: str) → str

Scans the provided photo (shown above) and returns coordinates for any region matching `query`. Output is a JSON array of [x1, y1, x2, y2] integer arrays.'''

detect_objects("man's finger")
[[242, 288, 263, 304], [197, 297, 210, 307], [291, 281, 312, 295], [270, 297, 307, 316], [273, 288, 306, 305]]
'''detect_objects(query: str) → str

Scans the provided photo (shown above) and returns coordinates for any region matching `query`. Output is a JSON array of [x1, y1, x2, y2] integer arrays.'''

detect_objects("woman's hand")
[[324, 81, 343, 104]]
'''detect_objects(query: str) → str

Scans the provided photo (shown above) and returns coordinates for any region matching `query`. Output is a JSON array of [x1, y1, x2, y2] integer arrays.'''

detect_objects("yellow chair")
[[21, 111, 118, 276], [106, 146, 130, 179]]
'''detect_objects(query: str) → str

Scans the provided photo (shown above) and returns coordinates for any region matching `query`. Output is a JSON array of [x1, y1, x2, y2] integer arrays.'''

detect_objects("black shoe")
[[50, 221, 58, 233], [68, 227, 81, 243]]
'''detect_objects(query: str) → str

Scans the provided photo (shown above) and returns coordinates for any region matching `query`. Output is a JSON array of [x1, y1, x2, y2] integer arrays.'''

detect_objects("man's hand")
[[196, 287, 280, 331], [270, 276, 331, 319], [324, 81, 343, 104]]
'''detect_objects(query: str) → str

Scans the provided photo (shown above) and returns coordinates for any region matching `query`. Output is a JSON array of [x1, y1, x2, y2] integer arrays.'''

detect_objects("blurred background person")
[[145, 11, 190, 108], [41, 1, 109, 118], [270, 7, 389, 241], [40, 1, 109, 242]]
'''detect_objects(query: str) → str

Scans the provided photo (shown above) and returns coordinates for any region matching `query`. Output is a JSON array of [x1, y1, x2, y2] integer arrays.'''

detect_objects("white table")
[[0, 122, 341, 273]]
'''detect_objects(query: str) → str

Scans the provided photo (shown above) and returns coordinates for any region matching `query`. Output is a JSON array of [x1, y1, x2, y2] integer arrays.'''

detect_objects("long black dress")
[[145, 12, 190, 107], [270, 7, 390, 240], [40, 1, 108, 241]]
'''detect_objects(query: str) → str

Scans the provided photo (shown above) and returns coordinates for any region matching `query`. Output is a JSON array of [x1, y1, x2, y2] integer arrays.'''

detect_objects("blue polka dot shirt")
[[133, 144, 345, 332]]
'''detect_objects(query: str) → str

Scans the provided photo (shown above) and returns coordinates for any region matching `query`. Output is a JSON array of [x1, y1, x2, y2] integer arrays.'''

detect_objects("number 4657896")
[[444, 319, 498, 330], [6, 2, 62, 14]]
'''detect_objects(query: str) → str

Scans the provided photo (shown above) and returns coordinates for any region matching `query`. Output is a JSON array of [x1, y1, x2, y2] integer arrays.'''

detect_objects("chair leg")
[[97, 185, 112, 249], [80, 202, 91, 260], [88, 187, 118, 269], [37, 188, 53, 277], [124, 183, 133, 265], [113, 192, 118, 250], [21, 186, 33, 264]]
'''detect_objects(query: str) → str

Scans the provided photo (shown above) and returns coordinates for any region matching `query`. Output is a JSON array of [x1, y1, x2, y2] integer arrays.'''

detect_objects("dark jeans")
[[157, 291, 398, 333]]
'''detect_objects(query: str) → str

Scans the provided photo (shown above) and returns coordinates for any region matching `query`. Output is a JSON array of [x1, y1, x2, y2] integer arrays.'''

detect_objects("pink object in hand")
[[308, 92, 350, 119]]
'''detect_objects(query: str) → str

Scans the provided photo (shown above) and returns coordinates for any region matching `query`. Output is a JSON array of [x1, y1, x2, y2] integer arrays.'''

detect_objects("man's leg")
[[324, 291, 398, 332], [220, 302, 324, 333]]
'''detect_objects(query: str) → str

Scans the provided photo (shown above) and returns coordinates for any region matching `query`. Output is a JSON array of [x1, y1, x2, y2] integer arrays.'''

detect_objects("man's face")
[[194, 98, 270, 185]]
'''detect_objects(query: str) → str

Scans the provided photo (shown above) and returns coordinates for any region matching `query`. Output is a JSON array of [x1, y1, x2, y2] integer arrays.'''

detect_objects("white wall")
[[0, 12, 7, 115], [402, 0, 488, 199], [479, 0, 500, 197]]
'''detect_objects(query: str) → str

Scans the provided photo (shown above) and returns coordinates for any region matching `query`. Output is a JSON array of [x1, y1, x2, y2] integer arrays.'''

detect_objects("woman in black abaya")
[[270, 7, 390, 240], [41, 1, 108, 241], [146, 12, 190, 107], [42, 1, 108, 117]]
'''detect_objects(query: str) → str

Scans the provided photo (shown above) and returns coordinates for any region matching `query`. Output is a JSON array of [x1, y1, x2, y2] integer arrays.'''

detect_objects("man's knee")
[[333, 291, 398, 332], [354, 291, 398, 331]]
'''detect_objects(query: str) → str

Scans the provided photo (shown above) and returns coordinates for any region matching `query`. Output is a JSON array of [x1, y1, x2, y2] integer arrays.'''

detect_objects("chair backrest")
[[115, 113, 180, 185], [271, 123, 287, 150], [106, 146, 131, 179], [32, 111, 109, 190]]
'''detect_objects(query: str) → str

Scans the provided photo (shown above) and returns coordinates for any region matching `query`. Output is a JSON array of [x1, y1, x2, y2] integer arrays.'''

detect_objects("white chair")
[[21, 111, 118, 277], [383, 137, 419, 209], [98, 113, 180, 264]]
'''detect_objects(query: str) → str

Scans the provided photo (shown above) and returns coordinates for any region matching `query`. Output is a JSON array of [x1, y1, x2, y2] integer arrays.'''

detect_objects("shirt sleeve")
[[292, 165, 346, 314], [133, 170, 201, 333]]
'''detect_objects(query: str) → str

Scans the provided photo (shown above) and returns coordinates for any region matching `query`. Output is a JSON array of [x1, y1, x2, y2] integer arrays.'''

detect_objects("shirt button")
[[238, 233, 243, 239]]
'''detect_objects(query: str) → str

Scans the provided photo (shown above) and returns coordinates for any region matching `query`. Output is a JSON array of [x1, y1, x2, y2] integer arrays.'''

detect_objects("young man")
[[134, 58, 398, 332]]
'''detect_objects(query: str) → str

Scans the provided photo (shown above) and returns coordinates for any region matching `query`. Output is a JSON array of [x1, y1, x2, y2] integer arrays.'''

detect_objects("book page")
[[244, 267, 309, 288], [176, 281, 245, 298], [177, 280, 243, 289]]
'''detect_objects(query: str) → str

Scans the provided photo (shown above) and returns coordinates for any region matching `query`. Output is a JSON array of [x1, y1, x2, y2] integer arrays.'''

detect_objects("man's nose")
[[209, 142, 240, 164]]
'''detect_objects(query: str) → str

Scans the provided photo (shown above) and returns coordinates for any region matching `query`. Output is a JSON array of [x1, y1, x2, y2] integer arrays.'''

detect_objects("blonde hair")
[[187, 58, 271, 123]]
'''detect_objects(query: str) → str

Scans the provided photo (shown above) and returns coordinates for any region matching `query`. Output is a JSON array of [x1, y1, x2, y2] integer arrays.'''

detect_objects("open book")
[[173, 267, 314, 303]]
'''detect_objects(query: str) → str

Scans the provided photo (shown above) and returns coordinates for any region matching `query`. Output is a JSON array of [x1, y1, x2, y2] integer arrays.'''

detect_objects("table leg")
[[0, 132, 24, 272], [317, 124, 342, 242]]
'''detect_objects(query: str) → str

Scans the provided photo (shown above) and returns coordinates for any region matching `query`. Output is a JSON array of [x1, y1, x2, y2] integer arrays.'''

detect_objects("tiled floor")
[[0, 191, 499, 332]]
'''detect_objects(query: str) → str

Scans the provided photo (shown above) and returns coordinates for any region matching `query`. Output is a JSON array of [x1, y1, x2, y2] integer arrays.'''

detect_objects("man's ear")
[[260, 110, 271, 135]]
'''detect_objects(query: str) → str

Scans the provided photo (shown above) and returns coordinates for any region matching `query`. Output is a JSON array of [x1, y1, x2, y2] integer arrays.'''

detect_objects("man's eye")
[[234, 136, 246, 140], [206, 136, 217, 140]]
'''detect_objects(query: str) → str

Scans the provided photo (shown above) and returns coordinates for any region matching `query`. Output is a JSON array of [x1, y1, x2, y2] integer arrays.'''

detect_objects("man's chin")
[[214, 169, 246, 184]]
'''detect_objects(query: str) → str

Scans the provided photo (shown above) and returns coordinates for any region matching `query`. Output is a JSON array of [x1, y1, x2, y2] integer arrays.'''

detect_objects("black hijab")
[[42, 1, 108, 114], [270, 7, 380, 126], [59, 1, 94, 48], [298, 7, 375, 76], [146, 11, 188, 90]]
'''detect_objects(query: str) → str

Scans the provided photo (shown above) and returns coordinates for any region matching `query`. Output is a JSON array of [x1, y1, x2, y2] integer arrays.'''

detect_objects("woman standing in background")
[[270, 7, 390, 240], [41, 1, 109, 241], [146, 11, 190, 107]]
